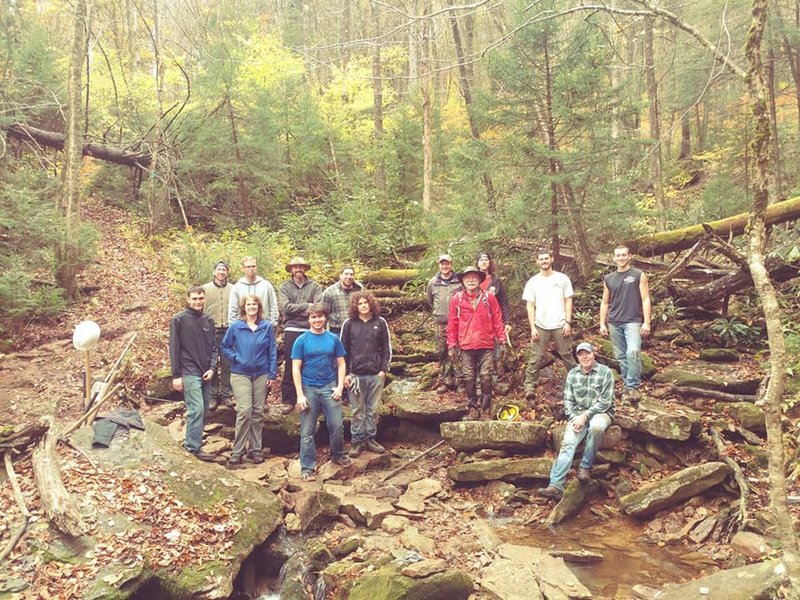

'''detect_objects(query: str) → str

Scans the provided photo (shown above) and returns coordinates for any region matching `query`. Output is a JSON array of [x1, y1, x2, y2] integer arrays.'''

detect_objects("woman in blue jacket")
[[221, 294, 277, 465]]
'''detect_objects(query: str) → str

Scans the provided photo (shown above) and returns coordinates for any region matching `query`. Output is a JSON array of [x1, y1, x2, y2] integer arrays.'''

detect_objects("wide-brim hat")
[[457, 266, 487, 283], [285, 256, 312, 272]]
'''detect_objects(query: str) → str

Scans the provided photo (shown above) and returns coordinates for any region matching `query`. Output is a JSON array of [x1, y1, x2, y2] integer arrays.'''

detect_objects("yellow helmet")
[[497, 404, 521, 422]]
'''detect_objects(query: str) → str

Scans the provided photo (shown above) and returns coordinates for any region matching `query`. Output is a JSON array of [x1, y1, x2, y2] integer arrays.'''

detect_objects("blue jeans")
[[548, 413, 611, 490], [183, 374, 210, 453], [350, 374, 384, 444], [299, 383, 345, 473], [609, 322, 642, 390]]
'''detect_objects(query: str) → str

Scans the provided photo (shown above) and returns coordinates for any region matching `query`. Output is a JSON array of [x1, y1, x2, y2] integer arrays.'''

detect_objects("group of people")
[[427, 245, 650, 494], [169, 257, 390, 479], [170, 245, 650, 493]]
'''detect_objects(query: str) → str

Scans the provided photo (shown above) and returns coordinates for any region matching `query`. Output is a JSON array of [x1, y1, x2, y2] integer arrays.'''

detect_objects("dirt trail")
[[0, 197, 172, 426]]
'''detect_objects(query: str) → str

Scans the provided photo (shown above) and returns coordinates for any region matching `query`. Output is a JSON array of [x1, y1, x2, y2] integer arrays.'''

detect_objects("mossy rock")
[[699, 348, 740, 363], [595, 338, 656, 378], [652, 361, 761, 394], [145, 367, 174, 398], [348, 565, 473, 600], [713, 402, 765, 433]]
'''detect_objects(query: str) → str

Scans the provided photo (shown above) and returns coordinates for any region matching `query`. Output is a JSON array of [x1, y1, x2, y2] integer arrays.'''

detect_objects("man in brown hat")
[[447, 266, 505, 420], [278, 257, 323, 414], [322, 266, 363, 336]]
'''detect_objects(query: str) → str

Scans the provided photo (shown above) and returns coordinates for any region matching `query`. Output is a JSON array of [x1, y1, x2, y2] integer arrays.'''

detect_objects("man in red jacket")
[[447, 266, 506, 420]]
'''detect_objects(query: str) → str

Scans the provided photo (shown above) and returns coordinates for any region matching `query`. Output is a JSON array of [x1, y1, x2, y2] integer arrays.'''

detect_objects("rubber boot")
[[480, 377, 493, 419]]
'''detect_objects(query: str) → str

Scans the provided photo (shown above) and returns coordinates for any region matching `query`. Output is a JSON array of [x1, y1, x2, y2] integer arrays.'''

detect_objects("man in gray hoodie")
[[228, 256, 279, 326]]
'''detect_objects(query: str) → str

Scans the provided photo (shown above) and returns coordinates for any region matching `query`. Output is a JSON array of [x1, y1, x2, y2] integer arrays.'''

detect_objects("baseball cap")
[[575, 342, 594, 354], [438, 254, 453, 263]]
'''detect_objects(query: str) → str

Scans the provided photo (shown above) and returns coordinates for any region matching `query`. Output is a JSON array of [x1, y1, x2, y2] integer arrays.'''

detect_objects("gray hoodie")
[[228, 276, 279, 326]]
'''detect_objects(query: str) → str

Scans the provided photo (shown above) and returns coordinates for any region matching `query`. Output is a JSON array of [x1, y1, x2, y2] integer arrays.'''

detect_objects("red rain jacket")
[[446, 290, 505, 351]]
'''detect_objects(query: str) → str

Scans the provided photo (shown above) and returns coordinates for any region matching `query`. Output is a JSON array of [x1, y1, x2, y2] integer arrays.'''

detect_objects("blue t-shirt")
[[291, 330, 346, 387]]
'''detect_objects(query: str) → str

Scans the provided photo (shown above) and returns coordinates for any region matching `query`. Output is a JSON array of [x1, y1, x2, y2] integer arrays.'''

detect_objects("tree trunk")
[[644, 15, 667, 231], [773, 0, 800, 158], [625, 195, 800, 256], [766, 48, 784, 199], [678, 111, 691, 159], [421, 0, 433, 212], [224, 93, 250, 216], [744, 0, 800, 589], [32, 418, 86, 538], [445, 0, 495, 211], [371, 1, 385, 191], [55, 0, 89, 301]]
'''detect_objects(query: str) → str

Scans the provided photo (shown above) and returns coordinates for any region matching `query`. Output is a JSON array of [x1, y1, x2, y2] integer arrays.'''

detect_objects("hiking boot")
[[192, 450, 216, 462], [227, 453, 243, 466], [278, 403, 295, 415], [537, 486, 563, 501], [333, 455, 353, 467], [248, 450, 266, 464], [301, 470, 317, 482], [436, 384, 448, 394], [349, 443, 364, 458], [524, 391, 537, 407], [625, 388, 641, 403], [365, 438, 386, 454], [577, 467, 591, 483]]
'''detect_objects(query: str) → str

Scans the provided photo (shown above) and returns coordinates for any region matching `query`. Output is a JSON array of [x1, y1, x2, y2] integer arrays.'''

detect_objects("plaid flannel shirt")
[[563, 361, 615, 420]]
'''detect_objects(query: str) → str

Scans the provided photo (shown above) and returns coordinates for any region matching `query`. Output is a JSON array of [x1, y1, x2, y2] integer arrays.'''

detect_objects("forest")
[[2, 0, 800, 598]]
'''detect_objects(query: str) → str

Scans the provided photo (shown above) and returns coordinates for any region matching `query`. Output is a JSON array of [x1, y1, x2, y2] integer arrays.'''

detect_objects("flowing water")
[[496, 510, 710, 599]]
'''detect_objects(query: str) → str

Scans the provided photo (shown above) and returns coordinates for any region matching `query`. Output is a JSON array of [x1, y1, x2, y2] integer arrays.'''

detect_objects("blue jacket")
[[220, 319, 278, 379]]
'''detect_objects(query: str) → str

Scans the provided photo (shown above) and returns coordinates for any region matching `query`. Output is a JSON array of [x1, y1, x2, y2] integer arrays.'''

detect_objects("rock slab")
[[619, 462, 733, 518], [440, 421, 548, 452], [447, 457, 552, 483]]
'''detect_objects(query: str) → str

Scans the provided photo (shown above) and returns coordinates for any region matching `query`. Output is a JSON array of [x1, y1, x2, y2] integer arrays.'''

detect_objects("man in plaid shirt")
[[538, 342, 614, 501]]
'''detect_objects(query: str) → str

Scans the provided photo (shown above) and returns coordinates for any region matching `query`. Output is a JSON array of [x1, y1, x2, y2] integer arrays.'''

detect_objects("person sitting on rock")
[[538, 342, 614, 501], [446, 266, 505, 420]]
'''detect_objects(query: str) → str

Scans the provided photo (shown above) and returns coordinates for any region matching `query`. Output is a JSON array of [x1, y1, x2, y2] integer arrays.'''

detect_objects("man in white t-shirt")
[[521, 250, 576, 406]]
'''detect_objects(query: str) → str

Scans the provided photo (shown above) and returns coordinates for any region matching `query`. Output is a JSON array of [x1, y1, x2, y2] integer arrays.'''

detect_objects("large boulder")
[[384, 380, 467, 423], [293, 489, 341, 532], [652, 361, 761, 394], [481, 558, 543, 600], [339, 496, 396, 529], [440, 421, 548, 452], [66, 419, 283, 599], [447, 457, 552, 483], [655, 559, 786, 599], [614, 398, 702, 441], [347, 564, 473, 600], [619, 462, 732, 518]]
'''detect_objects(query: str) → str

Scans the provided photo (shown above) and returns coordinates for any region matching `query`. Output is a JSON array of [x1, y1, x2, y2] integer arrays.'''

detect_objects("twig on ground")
[[0, 451, 31, 562], [709, 425, 749, 533]]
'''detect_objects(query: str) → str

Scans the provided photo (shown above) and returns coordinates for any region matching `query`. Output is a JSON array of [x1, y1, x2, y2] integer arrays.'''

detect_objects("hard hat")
[[497, 404, 520, 422]]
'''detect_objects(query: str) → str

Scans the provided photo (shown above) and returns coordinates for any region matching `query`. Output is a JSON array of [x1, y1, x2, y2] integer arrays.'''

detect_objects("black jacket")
[[340, 316, 392, 375], [169, 308, 218, 378]]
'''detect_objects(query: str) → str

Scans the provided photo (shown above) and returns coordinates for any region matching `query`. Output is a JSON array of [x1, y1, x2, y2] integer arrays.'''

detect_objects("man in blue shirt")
[[292, 303, 352, 481], [538, 342, 614, 500]]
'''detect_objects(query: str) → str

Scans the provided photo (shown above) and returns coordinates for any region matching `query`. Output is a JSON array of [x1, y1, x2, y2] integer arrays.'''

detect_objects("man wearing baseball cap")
[[278, 257, 322, 414], [425, 253, 462, 393], [538, 342, 614, 501], [203, 261, 234, 409]]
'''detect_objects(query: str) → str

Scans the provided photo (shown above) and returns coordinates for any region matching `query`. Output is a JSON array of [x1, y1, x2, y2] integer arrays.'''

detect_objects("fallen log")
[[625, 196, 800, 256], [670, 255, 799, 306], [32, 417, 86, 538], [0, 420, 50, 452], [6, 123, 151, 169], [669, 384, 757, 403], [379, 296, 428, 314], [363, 269, 419, 287]]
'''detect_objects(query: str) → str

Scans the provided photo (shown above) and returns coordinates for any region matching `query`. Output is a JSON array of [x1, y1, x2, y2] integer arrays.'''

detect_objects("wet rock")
[[401, 558, 448, 578], [339, 495, 395, 529], [381, 515, 410, 534], [699, 348, 740, 362], [535, 552, 593, 599], [285, 513, 301, 532], [293, 489, 341, 531], [619, 462, 732, 518], [547, 549, 604, 563], [481, 557, 543, 600], [348, 565, 473, 600], [447, 457, 552, 483], [615, 398, 702, 441], [440, 420, 548, 452], [69, 420, 283, 599], [546, 479, 601, 526], [652, 361, 761, 395], [731, 531, 771, 559], [713, 402, 766, 433], [655, 559, 786, 599], [333, 536, 362, 558]]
